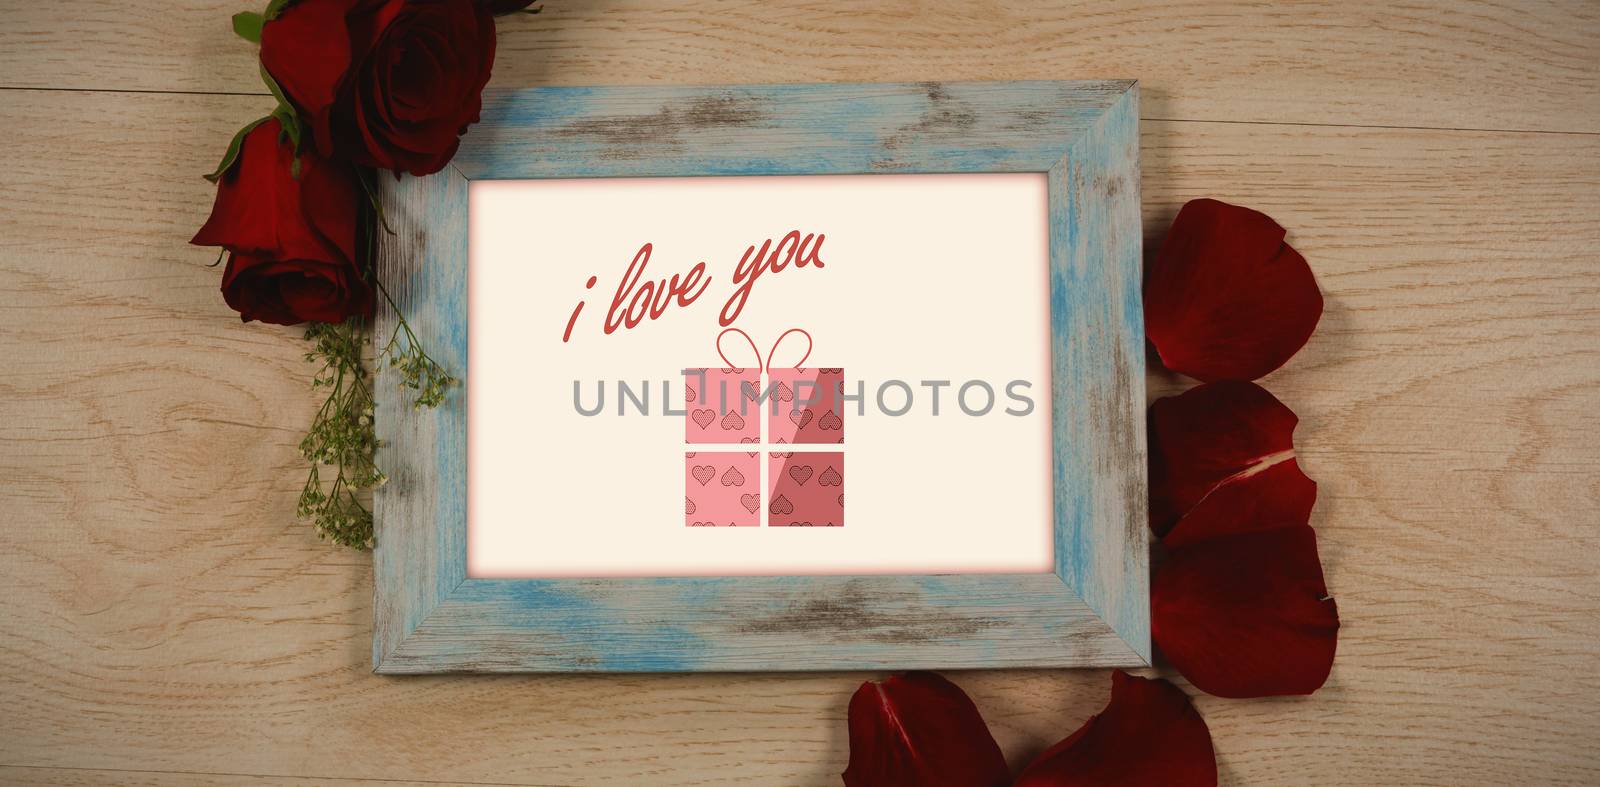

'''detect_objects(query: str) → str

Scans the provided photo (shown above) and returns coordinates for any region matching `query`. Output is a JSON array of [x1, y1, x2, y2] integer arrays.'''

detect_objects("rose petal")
[[190, 119, 359, 266], [842, 672, 1010, 787], [1014, 670, 1216, 787], [341, 1, 493, 175], [1148, 381, 1316, 541], [220, 254, 373, 326], [1153, 525, 1340, 698], [1144, 198, 1323, 382], [260, 0, 365, 157], [1161, 459, 1316, 548]]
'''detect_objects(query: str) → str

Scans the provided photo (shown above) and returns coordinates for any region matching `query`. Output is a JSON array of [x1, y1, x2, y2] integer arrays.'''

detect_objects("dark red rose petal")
[[260, 0, 364, 157], [191, 119, 359, 266], [842, 672, 1010, 787], [219, 254, 299, 326], [1153, 525, 1340, 698], [221, 254, 373, 326], [339, 0, 494, 175], [389, 35, 453, 122], [1162, 459, 1316, 547], [275, 269, 344, 324], [1014, 670, 1216, 787], [347, 0, 409, 59], [193, 121, 369, 326], [1144, 198, 1323, 382], [265, 0, 497, 175], [1148, 381, 1316, 540]]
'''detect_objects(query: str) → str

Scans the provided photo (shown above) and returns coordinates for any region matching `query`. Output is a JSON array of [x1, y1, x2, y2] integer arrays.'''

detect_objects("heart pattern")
[[740, 494, 760, 514], [818, 410, 843, 431], [766, 367, 843, 444], [686, 367, 760, 444], [768, 451, 843, 527], [788, 465, 813, 486], [685, 452, 759, 526]]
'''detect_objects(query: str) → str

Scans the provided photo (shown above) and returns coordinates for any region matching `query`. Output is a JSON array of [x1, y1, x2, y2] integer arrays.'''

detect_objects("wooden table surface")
[[2, 2, 1597, 784]]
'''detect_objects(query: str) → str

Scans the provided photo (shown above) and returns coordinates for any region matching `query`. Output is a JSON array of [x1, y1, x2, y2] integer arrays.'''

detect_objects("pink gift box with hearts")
[[684, 329, 846, 526]]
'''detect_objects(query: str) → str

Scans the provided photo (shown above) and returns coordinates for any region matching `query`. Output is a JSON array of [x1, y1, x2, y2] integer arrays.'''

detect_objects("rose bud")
[[191, 118, 372, 325]]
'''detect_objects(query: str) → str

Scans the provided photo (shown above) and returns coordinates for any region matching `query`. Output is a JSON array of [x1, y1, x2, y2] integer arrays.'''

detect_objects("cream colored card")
[[468, 173, 1054, 577]]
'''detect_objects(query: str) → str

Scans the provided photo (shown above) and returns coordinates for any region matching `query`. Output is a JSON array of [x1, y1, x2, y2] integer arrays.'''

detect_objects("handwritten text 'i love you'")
[[562, 230, 826, 342]]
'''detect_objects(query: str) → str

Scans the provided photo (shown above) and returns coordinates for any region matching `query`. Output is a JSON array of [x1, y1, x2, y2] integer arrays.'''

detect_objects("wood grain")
[[0, 1, 1596, 133], [0, 767, 458, 786], [453, 81, 1138, 176], [3, 84, 1596, 785], [1047, 83, 1151, 660], [372, 151, 470, 672], [2, 1, 1598, 783]]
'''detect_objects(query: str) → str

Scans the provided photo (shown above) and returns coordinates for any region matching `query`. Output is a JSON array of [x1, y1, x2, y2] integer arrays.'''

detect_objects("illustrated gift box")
[[684, 329, 845, 527]]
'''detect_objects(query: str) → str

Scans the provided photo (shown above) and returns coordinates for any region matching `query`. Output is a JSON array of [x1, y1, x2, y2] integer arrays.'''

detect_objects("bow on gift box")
[[708, 327, 843, 441], [714, 327, 814, 374]]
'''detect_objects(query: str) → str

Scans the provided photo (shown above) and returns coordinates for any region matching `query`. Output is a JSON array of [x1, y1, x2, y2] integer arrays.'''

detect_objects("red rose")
[[191, 118, 372, 325], [261, 0, 505, 176]]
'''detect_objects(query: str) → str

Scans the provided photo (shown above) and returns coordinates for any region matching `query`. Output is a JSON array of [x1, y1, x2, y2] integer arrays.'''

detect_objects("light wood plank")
[[0, 1, 1596, 133], [1, 89, 1597, 785], [0, 766, 506, 787]]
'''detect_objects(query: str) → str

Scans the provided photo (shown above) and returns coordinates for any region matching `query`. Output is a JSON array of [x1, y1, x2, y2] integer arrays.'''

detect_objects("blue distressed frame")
[[374, 81, 1148, 672]]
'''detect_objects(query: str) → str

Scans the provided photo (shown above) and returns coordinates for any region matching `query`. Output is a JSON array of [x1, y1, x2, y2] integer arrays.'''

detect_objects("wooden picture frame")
[[373, 81, 1148, 673]]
